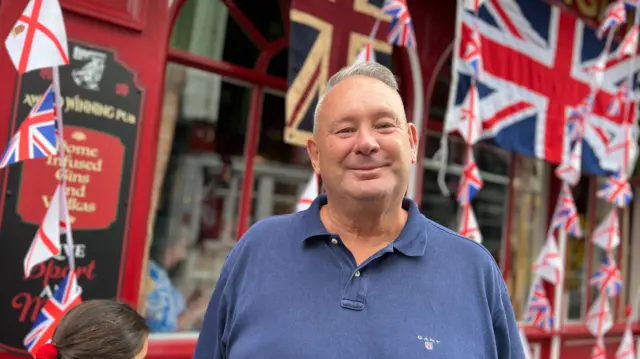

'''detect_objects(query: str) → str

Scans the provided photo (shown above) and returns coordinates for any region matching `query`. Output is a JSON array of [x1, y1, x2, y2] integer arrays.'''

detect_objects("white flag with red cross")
[[296, 173, 319, 212], [353, 42, 376, 65], [5, 0, 69, 74], [591, 208, 620, 251], [615, 325, 636, 359], [586, 293, 614, 337], [532, 234, 563, 285], [23, 184, 71, 277]]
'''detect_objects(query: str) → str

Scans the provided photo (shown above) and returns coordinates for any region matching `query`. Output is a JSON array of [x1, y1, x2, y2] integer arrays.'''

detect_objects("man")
[[194, 62, 525, 358]]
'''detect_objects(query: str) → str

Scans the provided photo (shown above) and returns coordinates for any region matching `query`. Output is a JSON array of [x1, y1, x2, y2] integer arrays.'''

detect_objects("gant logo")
[[417, 335, 440, 351]]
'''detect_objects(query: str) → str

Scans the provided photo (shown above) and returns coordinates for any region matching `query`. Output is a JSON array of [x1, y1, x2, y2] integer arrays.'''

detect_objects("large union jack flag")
[[24, 270, 82, 356], [446, 0, 638, 175], [0, 85, 57, 168]]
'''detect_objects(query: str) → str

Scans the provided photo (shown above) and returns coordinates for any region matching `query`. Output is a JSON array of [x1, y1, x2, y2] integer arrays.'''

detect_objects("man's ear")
[[307, 136, 321, 175], [407, 123, 419, 164]]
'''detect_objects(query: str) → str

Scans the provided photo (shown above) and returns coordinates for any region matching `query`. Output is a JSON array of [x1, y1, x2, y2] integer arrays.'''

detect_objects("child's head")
[[39, 300, 149, 359]]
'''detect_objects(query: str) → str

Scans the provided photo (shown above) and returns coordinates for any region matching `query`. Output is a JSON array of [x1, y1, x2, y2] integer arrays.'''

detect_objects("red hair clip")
[[36, 343, 58, 359]]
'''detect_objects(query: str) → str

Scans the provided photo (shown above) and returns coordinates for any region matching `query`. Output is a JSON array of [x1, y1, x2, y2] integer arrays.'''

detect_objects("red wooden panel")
[[61, 0, 148, 31]]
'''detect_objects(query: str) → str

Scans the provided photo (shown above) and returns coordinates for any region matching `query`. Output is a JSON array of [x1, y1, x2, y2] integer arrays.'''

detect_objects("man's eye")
[[377, 123, 394, 129], [336, 128, 354, 134]]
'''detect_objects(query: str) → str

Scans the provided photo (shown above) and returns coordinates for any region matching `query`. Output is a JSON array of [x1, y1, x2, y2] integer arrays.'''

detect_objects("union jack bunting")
[[590, 255, 623, 297], [456, 149, 483, 205], [462, 28, 482, 79], [566, 95, 593, 141], [0, 85, 57, 168], [354, 42, 376, 64], [285, 0, 392, 146], [458, 205, 482, 243], [590, 337, 607, 359], [551, 184, 582, 237], [463, 0, 487, 12], [606, 81, 632, 118], [586, 293, 613, 337], [524, 279, 553, 332], [597, 171, 633, 207], [605, 123, 639, 176], [554, 139, 582, 186], [532, 234, 563, 285], [24, 270, 82, 356], [615, 326, 636, 359], [591, 209, 621, 251], [296, 173, 319, 212], [616, 25, 638, 58], [597, 0, 627, 39], [446, 0, 638, 176], [381, 0, 415, 48]]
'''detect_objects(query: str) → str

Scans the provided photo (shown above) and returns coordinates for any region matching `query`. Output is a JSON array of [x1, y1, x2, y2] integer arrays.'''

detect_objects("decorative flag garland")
[[1, 0, 82, 355]]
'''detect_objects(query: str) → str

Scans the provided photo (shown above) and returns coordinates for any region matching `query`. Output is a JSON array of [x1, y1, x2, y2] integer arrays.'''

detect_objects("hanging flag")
[[462, 27, 482, 79], [551, 183, 583, 238], [591, 209, 621, 251], [382, 0, 416, 47], [0, 85, 57, 168], [605, 124, 639, 176], [590, 336, 607, 359], [597, 0, 627, 39], [446, 0, 633, 175], [590, 254, 623, 297], [555, 139, 582, 186], [463, 0, 487, 12], [4, 0, 69, 74], [353, 42, 376, 64], [616, 25, 639, 58], [532, 234, 563, 285], [451, 83, 482, 145], [458, 205, 482, 243], [23, 184, 70, 277], [606, 81, 632, 118], [615, 326, 636, 359], [456, 148, 483, 205], [23, 270, 82, 356], [296, 173, 319, 212], [597, 171, 633, 208], [518, 327, 533, 359], [523, 278, 554, 332], [585, 52, 608, 87], [586, 294, 613, 336]]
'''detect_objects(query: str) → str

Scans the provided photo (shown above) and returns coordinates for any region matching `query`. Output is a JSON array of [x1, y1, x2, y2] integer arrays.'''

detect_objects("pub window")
[[420, 131, 511, 265], [507, 155, 548, 320]]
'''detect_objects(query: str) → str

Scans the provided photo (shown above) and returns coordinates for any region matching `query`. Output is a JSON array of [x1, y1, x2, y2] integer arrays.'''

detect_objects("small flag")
[[382, 0, 416, 48], [591, 337, 607, 359], [591, 209, 621, 251], [586, 294, 613, 337], [597, 0, 627, 39], [457, 83, 482, 145], [353, 42, 376, 64], [23, 184, 71, 277], [597, 171, 633, 208], [585, 53, 608, 86], [296, 173, 319, 212], [524, 278, 553, 332], [456, 148, 483, 206], [532, 234, 563, 285], [0, 85, 57, 168], [551, 183, 582, 237], [590, 254, 623, 297], [605, 124, 639, 177], [555, 139, 582, 186], [616, 25, 639, 58], [462, 27, 482, 78], [615, 326, 636, 359], [24, 270, 82, 356], [5, 0, 69, 74], [607, 81, 632, 117], [458, 205, 482, 243], [463, 0, 487, 12]]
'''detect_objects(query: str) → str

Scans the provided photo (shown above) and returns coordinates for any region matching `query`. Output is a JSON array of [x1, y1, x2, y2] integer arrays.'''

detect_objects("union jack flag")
[[24, 270, 82, 356], [524, 279, 553, 332], [597, 0, 627, 39], [382, 0, 415, 47], [446, 0, 635, 176], [606, 81, 632, 118], [590, 255, 622, 297], [590, 337, 606, 359], [456, 148, 483, 205], [554, 139, 582, 186], [0, 85, 57, 168], [463, 28, 482, 78], [463, 0, 487, 12], [616, 327, 636, 359], [597, 171, 633, 207], [458, 204, 482, 243], [616, 25, 638, 58], [551, 184, 582, 237]]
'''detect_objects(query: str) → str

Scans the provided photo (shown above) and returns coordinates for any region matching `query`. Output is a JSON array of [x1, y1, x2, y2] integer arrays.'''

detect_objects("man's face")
[[307, 75, 418, 202]]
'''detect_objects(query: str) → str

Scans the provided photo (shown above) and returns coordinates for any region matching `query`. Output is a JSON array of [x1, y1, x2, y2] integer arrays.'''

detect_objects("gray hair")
[[313, 62, 399, 133]]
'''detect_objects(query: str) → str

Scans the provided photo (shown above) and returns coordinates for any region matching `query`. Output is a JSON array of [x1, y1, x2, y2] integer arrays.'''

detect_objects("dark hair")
[[51, 300, 149, 359]]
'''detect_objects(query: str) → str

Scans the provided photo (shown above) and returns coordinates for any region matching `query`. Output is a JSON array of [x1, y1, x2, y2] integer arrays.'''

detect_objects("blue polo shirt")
[[194, 195, 525, 359]]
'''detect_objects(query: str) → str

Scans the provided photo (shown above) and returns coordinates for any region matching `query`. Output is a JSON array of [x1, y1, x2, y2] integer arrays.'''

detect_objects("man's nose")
[[353, 128, 380, 155]]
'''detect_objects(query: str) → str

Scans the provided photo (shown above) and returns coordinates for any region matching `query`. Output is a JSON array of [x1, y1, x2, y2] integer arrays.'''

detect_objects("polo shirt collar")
[[300, 194, 428, 257]]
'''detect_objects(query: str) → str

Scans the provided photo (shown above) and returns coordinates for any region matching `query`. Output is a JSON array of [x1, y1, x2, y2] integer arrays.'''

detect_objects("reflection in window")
[[420, 132, 511, 264], [507, 155, 547, 320]]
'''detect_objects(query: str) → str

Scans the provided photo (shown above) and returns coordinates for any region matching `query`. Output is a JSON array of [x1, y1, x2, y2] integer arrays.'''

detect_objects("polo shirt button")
[[354, 270, 361, 278], [331, 238, 338, 244]]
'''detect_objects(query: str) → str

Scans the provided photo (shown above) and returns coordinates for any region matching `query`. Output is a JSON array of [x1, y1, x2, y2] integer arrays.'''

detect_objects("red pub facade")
[[0, 0, 638, 359]]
